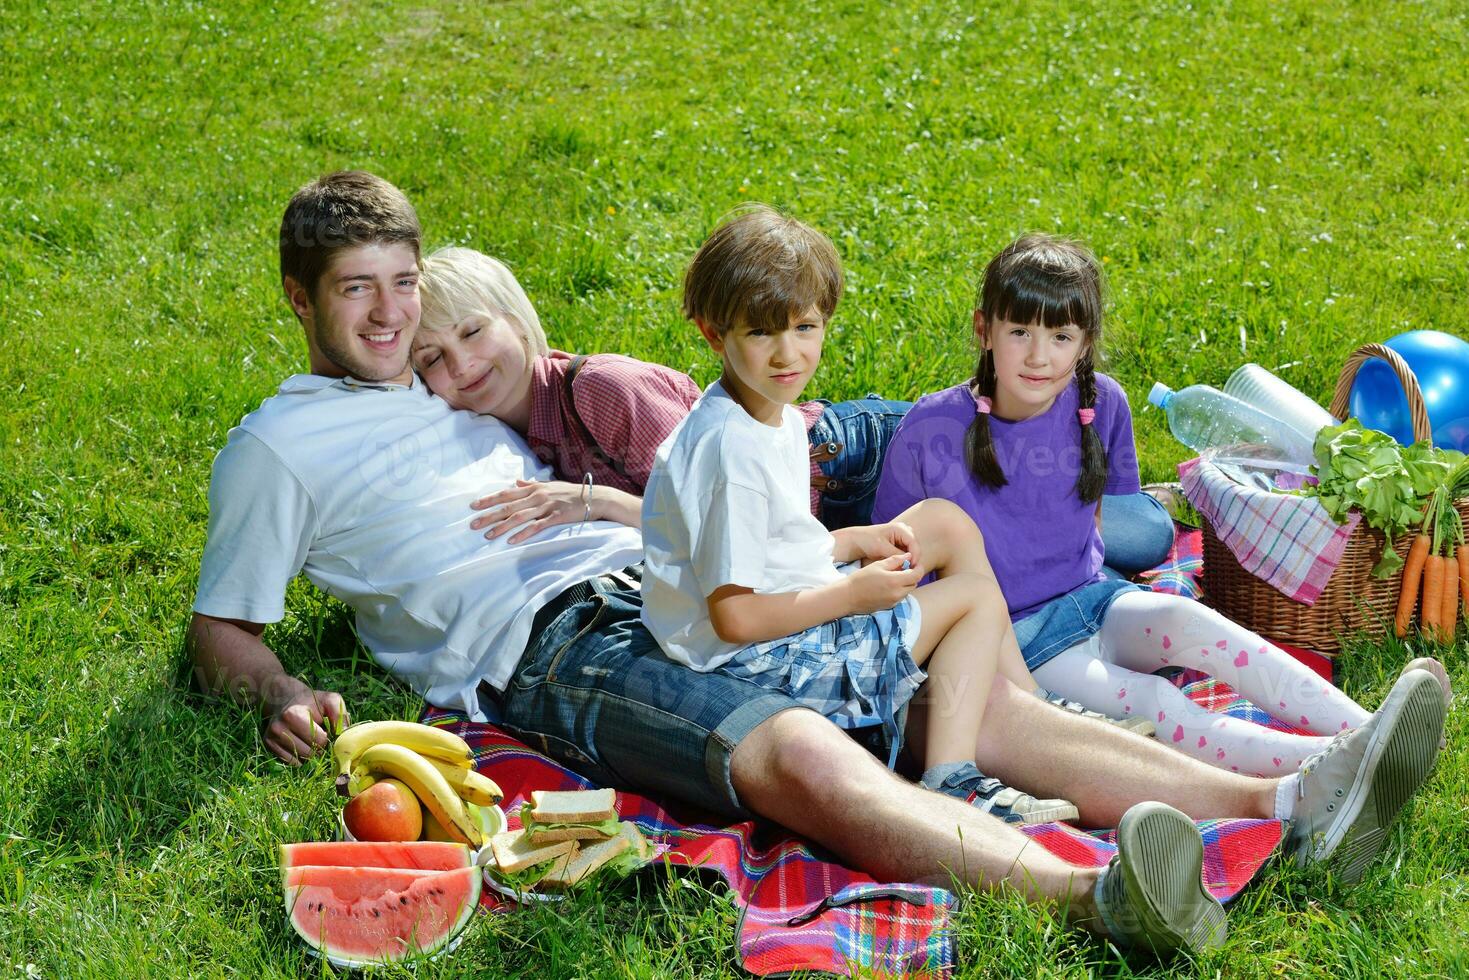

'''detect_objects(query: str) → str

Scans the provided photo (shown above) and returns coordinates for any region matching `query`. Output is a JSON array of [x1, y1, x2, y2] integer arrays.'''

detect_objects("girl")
[[871, 233, 1450, 776], [410, 246, 910, 538]]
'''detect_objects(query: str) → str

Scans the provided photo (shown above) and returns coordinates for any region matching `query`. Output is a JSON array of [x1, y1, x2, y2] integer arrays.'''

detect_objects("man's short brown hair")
[[681, 204, 843, 334], [279, 171, 422, 298]]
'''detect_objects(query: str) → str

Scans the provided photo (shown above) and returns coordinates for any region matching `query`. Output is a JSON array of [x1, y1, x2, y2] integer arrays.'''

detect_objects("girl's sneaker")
[[921, 761, 1079, 825], [1041, 690, 1157, 738], [1403, 657, 1452, 748]]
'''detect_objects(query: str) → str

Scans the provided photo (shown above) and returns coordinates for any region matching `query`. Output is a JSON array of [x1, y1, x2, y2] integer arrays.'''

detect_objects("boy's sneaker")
[[1283, 668, 1446, 883], [923, 761, 1079, 825], [1094, 802, 1227, 954], [1041, 690, 1157, 738]]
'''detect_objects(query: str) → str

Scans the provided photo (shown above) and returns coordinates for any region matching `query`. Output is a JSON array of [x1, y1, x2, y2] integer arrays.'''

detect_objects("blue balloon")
[[1349, 330, 1469, 450]]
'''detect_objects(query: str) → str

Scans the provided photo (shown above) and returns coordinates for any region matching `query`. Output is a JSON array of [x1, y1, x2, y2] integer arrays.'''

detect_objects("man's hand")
[[262, 677, 349, 766], [470, 479, 590, 544], [844, 553, 923, 615]]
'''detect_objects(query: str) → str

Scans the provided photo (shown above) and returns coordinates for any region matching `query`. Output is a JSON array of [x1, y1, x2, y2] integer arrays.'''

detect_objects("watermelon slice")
[[280, 840, 471, 873], [283, 864, 480, 967]]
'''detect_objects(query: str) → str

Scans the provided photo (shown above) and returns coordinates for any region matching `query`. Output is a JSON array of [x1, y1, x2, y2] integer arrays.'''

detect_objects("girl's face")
[[976, 312, 1090, 421], [411, 311, 533, 418]]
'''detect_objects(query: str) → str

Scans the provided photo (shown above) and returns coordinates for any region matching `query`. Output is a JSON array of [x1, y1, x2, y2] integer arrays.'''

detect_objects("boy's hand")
[[471, 479, 590, 544], [839, 521, 922, 569], [845, 553, 923, 614], [262, 678, 349, 766]]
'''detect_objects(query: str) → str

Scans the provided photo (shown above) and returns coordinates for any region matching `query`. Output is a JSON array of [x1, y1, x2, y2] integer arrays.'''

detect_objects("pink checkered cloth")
[[1179, 456, 1360, 605]]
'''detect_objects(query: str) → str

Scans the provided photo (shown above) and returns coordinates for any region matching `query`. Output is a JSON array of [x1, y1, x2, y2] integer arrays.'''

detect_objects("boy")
[[641, 205, 1076, 823]]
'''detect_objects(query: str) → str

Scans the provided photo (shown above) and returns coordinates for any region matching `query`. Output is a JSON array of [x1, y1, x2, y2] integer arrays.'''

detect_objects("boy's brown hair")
[[681, 204, 843, 334], [279, 171, 422, 299]]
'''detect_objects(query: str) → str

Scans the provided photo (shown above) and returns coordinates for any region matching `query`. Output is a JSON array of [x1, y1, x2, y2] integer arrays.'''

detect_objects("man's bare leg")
[[729, 708, 1105, 924], [970, 677, 1277, 826]]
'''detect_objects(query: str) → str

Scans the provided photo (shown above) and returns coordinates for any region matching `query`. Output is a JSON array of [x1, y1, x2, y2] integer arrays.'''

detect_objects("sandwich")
[[486, 829, 578, 891], [538, 821, 651, 891], [520, 788, 621, 843]]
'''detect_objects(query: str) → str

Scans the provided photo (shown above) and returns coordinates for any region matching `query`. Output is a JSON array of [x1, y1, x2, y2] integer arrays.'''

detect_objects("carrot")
[[1421, 554, 1446, 640], [1459, 546, 1469, 621], [1396, 533, 1432, 637], [1442, 549, 1460, 641]]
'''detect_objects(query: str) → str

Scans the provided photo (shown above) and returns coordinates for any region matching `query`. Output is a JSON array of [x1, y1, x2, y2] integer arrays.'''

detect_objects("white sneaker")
[[1283, 669, 1446, 883]]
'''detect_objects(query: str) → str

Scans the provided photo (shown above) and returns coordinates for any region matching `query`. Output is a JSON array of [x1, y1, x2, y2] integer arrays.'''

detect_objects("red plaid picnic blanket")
[[420, 675, 1284, 977]]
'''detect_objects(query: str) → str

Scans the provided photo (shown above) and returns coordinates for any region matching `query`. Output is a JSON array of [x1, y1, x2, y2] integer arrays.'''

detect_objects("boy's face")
[[411, 311, 532, 418], [285, 242, 421, 385], [700, 305, 826, 423]]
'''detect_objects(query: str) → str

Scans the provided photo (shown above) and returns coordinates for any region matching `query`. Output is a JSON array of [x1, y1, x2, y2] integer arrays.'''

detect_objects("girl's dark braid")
[[964, 348, 1008, 488], [1074, 353, 1108, 503]]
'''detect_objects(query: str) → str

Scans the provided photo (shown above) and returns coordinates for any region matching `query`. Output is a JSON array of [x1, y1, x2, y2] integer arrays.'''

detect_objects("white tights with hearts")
[[1031, 590, 1371, 776]]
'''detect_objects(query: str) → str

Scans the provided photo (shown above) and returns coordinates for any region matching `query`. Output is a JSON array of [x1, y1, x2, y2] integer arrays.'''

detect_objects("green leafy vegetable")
[[1303, 421, 1463, 577]]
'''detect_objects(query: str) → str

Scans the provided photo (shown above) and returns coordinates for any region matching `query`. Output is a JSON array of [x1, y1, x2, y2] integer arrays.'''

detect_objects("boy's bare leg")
[[888, 499, 1040, 691], [729, 708, 1106, 926], [971, 676, 1277, 827], [908, 574, 1006, 766]]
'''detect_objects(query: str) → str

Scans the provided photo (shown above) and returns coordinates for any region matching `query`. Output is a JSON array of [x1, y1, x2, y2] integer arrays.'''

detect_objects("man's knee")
[[732, 709, 887, 810]]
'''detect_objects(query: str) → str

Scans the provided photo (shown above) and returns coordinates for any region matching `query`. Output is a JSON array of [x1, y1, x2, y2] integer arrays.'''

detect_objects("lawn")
[[2, 0, 1467, 975]]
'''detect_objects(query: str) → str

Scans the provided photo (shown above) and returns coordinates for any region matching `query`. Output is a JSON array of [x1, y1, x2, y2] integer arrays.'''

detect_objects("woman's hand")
[[471, 479, 592, 543]]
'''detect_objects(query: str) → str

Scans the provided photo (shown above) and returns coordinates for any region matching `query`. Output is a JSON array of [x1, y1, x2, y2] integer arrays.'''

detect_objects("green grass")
[[2, 0, 1468, 975]]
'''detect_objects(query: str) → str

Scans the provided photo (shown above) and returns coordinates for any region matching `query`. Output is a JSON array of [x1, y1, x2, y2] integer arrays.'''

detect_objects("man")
[[190, 171, 1446, 955]]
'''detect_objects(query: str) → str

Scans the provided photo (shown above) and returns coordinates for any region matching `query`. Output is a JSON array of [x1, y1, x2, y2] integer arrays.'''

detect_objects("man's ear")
[[695, 317, 725, 354], [972, 309, 989, 349], [283, 276, 313, 323]]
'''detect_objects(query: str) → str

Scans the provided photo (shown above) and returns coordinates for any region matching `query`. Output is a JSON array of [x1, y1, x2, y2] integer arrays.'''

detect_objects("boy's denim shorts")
[[1012, 578, 1145, 671], [493, 570, 809, 820], [808, 395, 912, 529]]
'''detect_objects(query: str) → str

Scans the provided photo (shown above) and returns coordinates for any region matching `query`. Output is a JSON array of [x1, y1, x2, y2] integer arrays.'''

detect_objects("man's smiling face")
[[287, 242, 422, 385]]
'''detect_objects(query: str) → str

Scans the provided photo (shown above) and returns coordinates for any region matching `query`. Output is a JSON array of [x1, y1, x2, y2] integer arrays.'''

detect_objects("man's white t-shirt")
[[192, 374, 643, 719], [641, 381, 840, 670]]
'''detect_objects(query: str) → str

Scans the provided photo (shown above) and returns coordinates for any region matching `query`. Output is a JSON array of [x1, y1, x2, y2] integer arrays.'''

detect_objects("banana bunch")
[[332, 721, 502, 848]]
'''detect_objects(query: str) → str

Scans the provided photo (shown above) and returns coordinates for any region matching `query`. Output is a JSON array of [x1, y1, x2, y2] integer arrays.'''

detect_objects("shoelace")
[[1295, 729, 1351, 800]]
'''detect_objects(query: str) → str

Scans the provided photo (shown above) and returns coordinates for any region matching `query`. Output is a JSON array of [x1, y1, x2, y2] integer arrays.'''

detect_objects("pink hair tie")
[[973, 394, 992, 415], [1077, 408, 1097, 426]]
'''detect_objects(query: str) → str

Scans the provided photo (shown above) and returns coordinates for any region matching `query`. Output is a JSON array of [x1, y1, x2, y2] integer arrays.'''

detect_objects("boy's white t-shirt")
[[641, 381, 841, 670]]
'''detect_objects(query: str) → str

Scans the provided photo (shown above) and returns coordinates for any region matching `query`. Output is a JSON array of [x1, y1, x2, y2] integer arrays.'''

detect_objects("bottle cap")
[[1148, 382, 1174, 409]]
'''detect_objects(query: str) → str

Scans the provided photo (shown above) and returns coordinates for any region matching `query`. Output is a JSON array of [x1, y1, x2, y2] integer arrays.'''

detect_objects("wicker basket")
[[1199, 343, 1464, 653]]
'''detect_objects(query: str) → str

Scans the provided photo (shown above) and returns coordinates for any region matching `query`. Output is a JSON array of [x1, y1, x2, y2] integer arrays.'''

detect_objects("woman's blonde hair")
[[418, 246, 548, 355]]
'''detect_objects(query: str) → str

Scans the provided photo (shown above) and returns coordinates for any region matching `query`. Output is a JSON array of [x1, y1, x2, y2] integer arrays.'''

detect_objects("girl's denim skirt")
[[1012, 578, 1146, 671]]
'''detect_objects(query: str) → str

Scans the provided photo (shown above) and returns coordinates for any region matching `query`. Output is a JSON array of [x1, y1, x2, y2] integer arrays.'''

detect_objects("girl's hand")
[[471, 479, 590, 544], [844, 553, 923, 614]]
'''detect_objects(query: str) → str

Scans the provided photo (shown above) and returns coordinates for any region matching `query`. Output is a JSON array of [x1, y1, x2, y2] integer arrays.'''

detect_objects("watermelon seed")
[[400, 896, 409, 905]]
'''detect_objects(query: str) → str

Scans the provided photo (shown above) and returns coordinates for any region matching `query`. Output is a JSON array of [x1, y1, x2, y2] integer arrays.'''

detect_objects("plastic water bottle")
[[1149, 382, 1316, 488], [1221, 364, 1336, 444]]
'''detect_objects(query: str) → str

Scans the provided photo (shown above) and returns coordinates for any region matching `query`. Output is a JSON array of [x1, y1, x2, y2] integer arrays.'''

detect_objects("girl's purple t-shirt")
[[871, 374, 1142, 621]]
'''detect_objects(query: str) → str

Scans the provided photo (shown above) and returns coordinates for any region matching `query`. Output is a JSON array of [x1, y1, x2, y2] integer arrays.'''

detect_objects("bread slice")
[[539, 830, 631, 889], [525, 824, 615, 844], [529, 788, 617, 824], [539, 821, 651, 890], [488, 829, 577, 874], [619, 820, 651, 860]]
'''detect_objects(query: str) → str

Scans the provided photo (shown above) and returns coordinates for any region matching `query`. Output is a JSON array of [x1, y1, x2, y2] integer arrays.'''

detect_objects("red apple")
[[343, 778, 424, 842]]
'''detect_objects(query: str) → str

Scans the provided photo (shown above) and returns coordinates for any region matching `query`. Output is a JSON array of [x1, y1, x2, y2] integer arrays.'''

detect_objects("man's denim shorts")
[[492, 572, 809, 820]]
